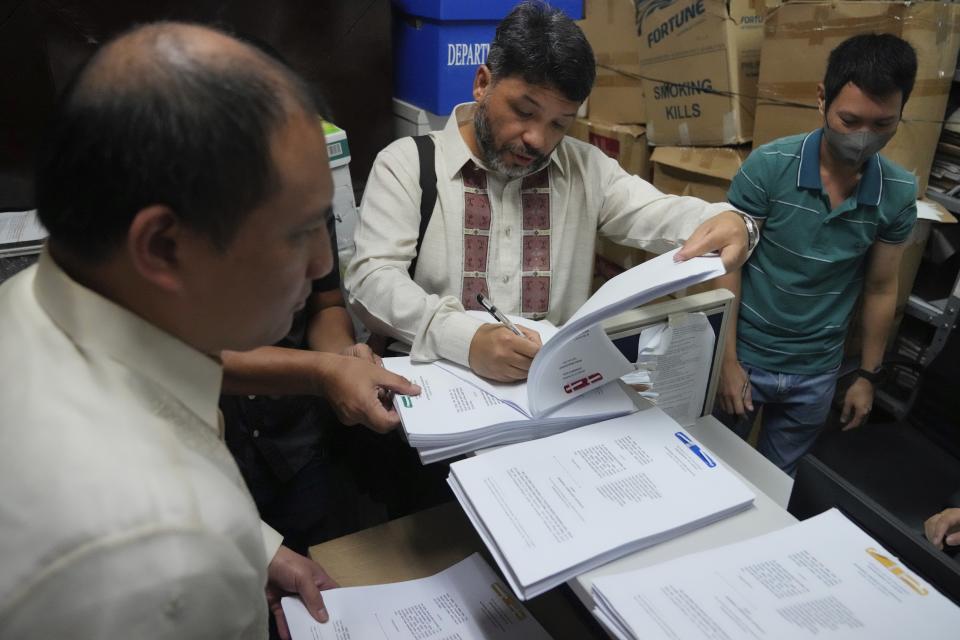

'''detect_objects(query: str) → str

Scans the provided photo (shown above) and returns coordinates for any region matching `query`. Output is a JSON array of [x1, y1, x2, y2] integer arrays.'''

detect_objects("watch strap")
[[736, 211, 759, 253], [856, 367, 884, 384]]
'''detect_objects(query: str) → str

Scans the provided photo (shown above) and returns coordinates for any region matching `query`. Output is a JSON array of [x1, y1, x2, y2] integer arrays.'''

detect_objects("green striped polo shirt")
[[728, 129, 917, 374]]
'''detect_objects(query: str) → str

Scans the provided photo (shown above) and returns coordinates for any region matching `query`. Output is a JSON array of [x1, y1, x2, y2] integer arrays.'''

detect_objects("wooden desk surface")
[[309, 501, 606, 639]]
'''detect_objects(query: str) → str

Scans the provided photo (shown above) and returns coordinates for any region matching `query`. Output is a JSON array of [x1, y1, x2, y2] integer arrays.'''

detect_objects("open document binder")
[[387, 249, 730, 462]]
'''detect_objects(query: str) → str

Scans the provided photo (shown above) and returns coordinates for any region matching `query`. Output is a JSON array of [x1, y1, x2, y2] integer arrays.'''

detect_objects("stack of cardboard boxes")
[[637, 0, 768, 263], [753, 0, 960, 332], [574, 0, 767, 287], [753, 1, 960, 196], [574, 0, 652, 285], [575, 0, 960, 321]]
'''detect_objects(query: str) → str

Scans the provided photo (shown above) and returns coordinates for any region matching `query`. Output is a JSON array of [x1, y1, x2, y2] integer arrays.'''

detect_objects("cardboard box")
[[590, 143, 749, 289], [590, 145, 747, 290], [592, 237, 656, 292], [568, 117, 652, 180], [634, 0, 770, 146], [651, 146, 749, 203], [651, 146, 748, 296], [571, 115, 655, 283], [578, 0, 646, 124], [752, 1, 960, 194]]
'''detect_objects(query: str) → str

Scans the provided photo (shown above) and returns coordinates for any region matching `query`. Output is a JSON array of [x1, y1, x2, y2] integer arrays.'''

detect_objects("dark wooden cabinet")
[[0, 0, 393, 208]]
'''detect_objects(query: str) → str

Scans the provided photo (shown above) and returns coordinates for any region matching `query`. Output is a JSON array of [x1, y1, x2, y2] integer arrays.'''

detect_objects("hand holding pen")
[[468, 293, 542, 382], [476, 293, 527, 339]]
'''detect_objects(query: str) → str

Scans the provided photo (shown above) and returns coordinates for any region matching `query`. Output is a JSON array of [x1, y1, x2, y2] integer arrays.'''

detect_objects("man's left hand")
[[676, 211, 749, 271], [266, 545, 339, 640], [841, 378, 874, 430]]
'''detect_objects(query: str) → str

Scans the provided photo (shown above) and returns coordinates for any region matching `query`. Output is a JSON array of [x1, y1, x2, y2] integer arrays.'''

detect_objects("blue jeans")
[[715, 363, 840, 476]]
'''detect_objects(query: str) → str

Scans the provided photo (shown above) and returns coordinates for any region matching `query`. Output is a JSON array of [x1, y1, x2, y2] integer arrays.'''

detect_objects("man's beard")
[[473, 101, 550, 179]]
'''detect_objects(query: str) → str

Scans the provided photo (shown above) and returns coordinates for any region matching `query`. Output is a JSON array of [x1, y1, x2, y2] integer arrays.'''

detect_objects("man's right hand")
[[925, 508, 960, 550], [718, 359, 753, 417], [318, 355, 421, 433], [468, 324, 542, 382]]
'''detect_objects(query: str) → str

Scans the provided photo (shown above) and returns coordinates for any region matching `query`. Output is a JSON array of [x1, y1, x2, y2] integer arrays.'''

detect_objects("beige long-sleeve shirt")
[[345, 103, 733, 367], [0, 250, 282, 638]]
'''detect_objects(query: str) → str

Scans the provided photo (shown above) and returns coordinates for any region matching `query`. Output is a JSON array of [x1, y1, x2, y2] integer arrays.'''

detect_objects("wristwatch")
[[856, 367, 885, 386], [735, 211, 760, 254]]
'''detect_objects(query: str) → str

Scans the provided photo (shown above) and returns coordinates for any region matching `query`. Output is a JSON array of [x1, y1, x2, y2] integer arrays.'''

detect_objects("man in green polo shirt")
[[714, 33, 918, 475]]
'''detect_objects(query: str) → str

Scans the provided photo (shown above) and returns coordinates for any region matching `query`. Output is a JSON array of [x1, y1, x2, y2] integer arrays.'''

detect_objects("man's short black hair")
[[486, 1, 596, 103], [35, 22, 317, 263], [823, 33, 917, 111]]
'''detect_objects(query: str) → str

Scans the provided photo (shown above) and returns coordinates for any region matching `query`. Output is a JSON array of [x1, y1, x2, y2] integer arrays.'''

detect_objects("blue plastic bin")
[[392, 0, 583, 21], [393, 1, 584, 115]]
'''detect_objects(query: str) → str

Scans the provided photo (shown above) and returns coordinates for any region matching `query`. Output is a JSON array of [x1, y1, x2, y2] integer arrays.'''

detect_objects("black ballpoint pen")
[[476, 293, 527, 339]]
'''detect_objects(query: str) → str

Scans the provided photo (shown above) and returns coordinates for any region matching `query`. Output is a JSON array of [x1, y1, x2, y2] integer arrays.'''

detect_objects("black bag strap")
[[409, 134, 437, 278]]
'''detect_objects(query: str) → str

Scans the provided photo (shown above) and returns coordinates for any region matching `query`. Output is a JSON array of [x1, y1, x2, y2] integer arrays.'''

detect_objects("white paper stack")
[[386, 356, 642, 463], [389, 249, 726, 462], [591, 509, 960, 640], [280, 553, 551, 640], [0, 210, 46, 257], [448, 406, 756, 600]]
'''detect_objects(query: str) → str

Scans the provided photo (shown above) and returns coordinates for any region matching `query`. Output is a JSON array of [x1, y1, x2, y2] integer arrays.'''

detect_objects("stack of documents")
[[448, 406, 756, 600], [386, 349, 641, 464], [389, 249, 726, 462], [281, 553, 551, 640], [0, 210, 46, 257], [591, 509, 960, 639]]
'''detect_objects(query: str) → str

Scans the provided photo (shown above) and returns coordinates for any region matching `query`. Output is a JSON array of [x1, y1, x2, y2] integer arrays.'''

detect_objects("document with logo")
[[526, 249, 724, 416], [591, 508, 960, 640], [389, 249, 725, 461], [448, 406, 755, 600], [280, 553, 551, 640], [386, 355, 641, 463]]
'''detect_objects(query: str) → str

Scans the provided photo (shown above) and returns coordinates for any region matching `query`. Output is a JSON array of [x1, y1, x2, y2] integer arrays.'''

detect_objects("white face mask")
[[822, 121, 895, 167]]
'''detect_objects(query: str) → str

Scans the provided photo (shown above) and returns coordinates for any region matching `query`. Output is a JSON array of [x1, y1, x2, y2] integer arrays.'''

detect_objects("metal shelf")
[[905, 294, 950, 325], [876, 233, 960, 419], [926, 188, 960, 216]]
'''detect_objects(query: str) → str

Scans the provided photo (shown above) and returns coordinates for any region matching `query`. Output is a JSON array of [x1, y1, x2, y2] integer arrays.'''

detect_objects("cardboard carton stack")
[[635, 0, 768, 147], [635, 0, 767, 223], [752, 0, 960, 194], [573, 0, 651, 186], [578, 0, 647, 126], [750, 1, 960, 353], [575, 0, 654, 283], [576, 0, 767, 286], [649, 147, 750, 204]]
